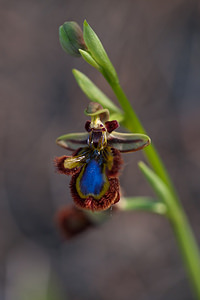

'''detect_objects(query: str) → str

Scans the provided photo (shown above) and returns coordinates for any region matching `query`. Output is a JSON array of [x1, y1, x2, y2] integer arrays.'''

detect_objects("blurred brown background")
[[1, 0, 200, 299]]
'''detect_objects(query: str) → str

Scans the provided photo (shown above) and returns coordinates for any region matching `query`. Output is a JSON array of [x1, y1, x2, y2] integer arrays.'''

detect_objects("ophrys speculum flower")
[[55, 102, 151, 211]]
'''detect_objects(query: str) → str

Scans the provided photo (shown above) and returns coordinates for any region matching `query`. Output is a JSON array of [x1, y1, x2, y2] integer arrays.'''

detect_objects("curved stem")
[[170, 208, 200, 299], [112, 82, 179, 202], [94, 76, 200, 299], [139, 161, 200, 299]]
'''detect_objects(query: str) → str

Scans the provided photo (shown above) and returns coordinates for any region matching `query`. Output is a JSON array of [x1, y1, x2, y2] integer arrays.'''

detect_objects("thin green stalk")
[[170, 208, 200, 299], [113, 77, 200, 298], [139, 162, 200, 299], [111, 82, 179, 202]]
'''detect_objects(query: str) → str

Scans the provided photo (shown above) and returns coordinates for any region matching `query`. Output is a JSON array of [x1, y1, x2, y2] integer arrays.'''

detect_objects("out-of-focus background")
[[1, 0, 200, 299]]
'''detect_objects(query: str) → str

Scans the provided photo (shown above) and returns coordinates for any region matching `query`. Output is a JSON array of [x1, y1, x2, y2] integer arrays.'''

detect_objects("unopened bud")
[[59, 21, 87, 56]]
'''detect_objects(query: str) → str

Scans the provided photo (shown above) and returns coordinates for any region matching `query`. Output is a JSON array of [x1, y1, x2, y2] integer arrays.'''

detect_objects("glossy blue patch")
[[80, 159, 104, 196]]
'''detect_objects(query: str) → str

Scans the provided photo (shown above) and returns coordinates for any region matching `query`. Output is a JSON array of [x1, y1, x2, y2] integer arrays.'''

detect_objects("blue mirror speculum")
[[55, 102, 151, 211]]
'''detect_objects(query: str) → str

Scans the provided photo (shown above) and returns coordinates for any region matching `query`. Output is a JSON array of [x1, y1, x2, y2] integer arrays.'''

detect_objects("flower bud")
[[56, 205, 93, 239], [59, 21, 87, 56]]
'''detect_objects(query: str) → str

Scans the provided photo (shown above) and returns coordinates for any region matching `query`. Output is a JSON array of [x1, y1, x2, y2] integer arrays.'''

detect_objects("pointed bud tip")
[[83, 19, 88, 27]]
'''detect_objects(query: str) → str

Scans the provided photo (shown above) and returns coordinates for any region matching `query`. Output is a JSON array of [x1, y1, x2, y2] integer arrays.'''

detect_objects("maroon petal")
[[105, 120, 119, 133]]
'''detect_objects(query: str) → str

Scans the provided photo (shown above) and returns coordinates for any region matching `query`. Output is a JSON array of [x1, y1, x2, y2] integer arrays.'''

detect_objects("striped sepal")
[[108, 132, 151, 153], [56, 132, 88, 151]]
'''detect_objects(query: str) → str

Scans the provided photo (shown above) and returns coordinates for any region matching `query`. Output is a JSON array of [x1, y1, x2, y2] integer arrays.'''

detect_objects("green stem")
[[107, 79, 200, 299], [112, 82, 179, 202], [111, 78, 200, 298], [139, 162, 200, 299], [170, 207, 200, 299]]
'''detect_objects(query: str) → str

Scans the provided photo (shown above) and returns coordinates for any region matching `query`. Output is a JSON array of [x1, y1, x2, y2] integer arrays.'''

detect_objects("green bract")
[[79, 49, 100, 70]]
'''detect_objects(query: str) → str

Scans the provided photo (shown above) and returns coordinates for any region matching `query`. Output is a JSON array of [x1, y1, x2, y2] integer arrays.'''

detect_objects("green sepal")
[[72, 69, 122, 116], [83, 20, 119, 84], [56, 132, 88, 150], [84, 107, 109, 117], [108, 132, 151, 152]]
